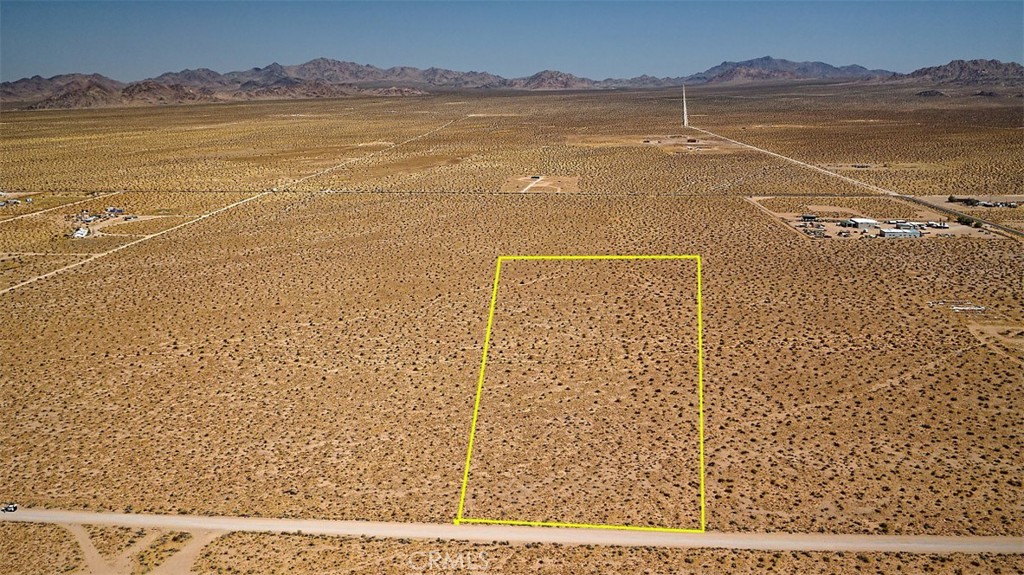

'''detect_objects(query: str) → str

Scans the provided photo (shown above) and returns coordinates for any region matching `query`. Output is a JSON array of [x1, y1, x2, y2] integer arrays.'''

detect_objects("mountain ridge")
[[4, 56, 1020, 110]]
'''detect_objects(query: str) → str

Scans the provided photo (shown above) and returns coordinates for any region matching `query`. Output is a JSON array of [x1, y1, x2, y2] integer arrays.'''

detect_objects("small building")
[[71, 228, 89, 239], [841, 217, 879, 229], [879, 228, 921, 238]]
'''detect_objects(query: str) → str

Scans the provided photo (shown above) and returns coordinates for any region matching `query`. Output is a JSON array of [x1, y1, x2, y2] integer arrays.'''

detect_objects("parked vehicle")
[[1, 503, 17, 513]]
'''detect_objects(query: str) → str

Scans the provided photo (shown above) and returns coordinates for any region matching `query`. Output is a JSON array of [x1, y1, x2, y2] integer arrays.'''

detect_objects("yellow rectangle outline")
[[455, 254, 706, 534]]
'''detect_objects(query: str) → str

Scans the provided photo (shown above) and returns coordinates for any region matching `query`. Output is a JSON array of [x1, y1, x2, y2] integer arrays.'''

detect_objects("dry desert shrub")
[[0, 99, 456, 192], [132, 531, 192, 574], [0, 192, 95, 219], [83, 524, 148, 559], [757, 196, 930, 220], [0, 253, 86, 289], [83, 191, 254, 216], [694, 85, 1022, 198], [100, 216, 195, 236], [0, 523, 82, 574], [464, 258, 702, 529]]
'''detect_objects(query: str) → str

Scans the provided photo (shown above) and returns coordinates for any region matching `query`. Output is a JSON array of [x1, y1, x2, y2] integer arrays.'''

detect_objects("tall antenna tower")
[[682, 84, 689, 127]]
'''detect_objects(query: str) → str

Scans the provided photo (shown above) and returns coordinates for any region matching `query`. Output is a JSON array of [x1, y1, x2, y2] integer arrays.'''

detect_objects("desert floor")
[[1, 83, 1021, 572]]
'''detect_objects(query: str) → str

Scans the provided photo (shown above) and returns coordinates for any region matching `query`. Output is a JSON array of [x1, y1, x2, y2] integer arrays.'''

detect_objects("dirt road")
[[286, 115, 466, 189], [0, 192, 270, 296], [3, 508, 1021, 554], [690, 126, 1023, 238], [0, 191, 124, 224]]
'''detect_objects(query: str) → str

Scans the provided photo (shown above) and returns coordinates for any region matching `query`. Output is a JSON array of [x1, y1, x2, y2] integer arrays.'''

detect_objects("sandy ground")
[[463, 258, 701, 529], [0, 522, 82, 574], [1, 89, 1021, 572], [88, 215, 170, 235], [2, 191, 1019, 536]]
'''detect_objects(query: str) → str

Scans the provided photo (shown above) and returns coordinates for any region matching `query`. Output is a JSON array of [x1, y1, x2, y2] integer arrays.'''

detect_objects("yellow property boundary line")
[[455, 254, 706, 534]]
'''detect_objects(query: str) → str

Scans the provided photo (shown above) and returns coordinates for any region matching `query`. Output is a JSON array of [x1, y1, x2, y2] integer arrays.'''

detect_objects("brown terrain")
[[463, 258, 702, 529], [0, 83, 1021, 572]]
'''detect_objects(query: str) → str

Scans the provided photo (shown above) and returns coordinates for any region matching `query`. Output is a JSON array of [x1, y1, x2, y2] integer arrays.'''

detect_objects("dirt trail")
[[286, 115, 467, 189], [0, 192, 270, 296], [0, 191, 124, 224], [6, 508, 1021, 555], [62, 523, 112, 574], [691, 126, 1022, 238]]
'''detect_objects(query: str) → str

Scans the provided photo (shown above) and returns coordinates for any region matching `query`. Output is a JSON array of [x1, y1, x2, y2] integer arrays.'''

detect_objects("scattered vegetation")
[[1, 87, 1020, 573], [0, 524, 82, 574], [133, 531, 192, 574], [84, 525, 148, 559]]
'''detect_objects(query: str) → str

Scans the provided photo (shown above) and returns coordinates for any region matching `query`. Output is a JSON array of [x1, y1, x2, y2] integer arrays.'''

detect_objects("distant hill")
[[903, 59, 1024, 86], [1, 73, 125, 102], [511, 70, 594, 90], [692, 56, 894, 84], [5, 70, 428, 110], [4, 56, 1020, 109]]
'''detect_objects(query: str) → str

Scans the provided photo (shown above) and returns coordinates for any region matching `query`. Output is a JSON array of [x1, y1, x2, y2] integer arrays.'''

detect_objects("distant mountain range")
[[3, 56, 1021, 110]]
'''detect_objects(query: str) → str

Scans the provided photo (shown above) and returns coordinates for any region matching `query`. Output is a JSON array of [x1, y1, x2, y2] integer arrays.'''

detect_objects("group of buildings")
[[838, 217, 951, 238], [0, 197, 31, 208], [800, 214, 951, 239], [68, 206, 134, 239], [948, 196, 1019, 209]]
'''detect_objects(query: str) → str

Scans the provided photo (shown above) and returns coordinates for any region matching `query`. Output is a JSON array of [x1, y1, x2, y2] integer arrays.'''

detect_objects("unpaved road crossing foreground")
[[3, 508, 1021, 555]]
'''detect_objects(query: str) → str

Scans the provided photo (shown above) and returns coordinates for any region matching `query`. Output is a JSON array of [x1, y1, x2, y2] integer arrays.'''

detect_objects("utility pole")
[[682, 84, 689, 127]]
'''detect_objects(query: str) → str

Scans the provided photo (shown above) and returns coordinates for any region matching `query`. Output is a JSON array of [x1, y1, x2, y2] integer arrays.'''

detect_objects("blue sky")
[[1, 1, 1021, 82]]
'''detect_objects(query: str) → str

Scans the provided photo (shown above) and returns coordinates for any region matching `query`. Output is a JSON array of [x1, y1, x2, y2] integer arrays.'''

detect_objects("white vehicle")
[[1, 503, 17, 513]]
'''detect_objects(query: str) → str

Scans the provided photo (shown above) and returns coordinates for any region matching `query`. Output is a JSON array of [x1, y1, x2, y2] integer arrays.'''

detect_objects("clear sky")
[[1, 1, 1021, 82]]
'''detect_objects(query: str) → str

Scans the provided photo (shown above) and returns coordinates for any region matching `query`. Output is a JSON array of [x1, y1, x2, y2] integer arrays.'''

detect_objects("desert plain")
[[0, 82, 1022, 573]]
